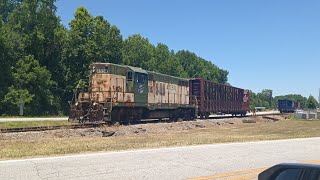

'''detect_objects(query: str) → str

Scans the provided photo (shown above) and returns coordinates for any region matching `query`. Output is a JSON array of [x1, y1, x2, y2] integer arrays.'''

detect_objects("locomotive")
[[68, 63, 250, 123], [69, 63, 196, 123]]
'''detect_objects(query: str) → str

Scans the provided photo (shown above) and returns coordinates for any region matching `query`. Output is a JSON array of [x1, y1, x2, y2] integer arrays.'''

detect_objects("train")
[[278, 99, 300, 113], [190, 78, 250, 118], [68, 63, 250, 123]]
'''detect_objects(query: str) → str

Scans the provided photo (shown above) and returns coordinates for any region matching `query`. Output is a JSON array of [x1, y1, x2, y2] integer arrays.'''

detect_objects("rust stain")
[[126, 95, 131, 102]]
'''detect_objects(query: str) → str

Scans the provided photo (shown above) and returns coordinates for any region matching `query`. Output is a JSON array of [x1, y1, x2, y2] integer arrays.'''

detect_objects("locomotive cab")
[[70, 63, 159, 122]]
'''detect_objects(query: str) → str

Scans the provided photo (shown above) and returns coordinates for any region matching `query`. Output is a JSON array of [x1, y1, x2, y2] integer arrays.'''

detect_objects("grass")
[[1, 118, 320, 160], [0, 120, 73, 129]]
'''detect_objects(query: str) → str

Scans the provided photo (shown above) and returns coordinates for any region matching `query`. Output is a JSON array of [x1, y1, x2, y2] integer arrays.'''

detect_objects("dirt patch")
[[0, 115, 288, 140]]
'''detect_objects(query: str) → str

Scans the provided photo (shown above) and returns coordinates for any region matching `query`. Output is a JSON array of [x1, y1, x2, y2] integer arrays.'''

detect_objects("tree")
[[63, 6, 95, 90], [107, 25, 123, 64], [174, 50, 228, 83], [249, 89, 275, 109], [63, 7, 123, 91], [154, 43, 170, 72], [175, 50, 198, 78], [1, 0, 66, 114], [91, 16, 110, 62], [307, 95, 318, 110], [91, 16, 123, 64], [0, 3, 231, 116], [259, 89, 273, 108], [3, 55, 55, 115], [7, 0, 61, 66], [155, 45, 186, 77], [0, 14, 10, 114], [0, 0, 20, 22], [122, 34, 155, 70]]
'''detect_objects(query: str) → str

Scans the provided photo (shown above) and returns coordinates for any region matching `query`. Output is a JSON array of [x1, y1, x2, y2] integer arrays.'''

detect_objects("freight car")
[[278, 99, 300, 113], [189, 78, 250, 118], [68, 63, 196, 123]]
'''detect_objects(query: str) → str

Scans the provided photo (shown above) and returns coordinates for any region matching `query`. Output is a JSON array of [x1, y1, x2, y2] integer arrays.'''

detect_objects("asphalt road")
[[0, 111, 280, 122], [1, 137, 320, 180]]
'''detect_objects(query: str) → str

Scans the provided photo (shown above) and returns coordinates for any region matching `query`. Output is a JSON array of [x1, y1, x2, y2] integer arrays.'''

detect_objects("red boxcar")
[[189, 78, 250, 118]]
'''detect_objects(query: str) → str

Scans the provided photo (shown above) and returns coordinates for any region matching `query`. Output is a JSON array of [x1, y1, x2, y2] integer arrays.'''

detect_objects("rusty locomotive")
[[68, 63, 250, 123]]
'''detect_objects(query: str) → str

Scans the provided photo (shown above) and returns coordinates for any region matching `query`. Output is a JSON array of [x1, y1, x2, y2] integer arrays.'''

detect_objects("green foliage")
[[4, 87, 34, 106], [249, 89, 273, 109], [3, 55, 55, 115], [7, 0, 60, 64], [307, 95, 318, 110], [63, 7, 123, 91], [155, 44, 186, 77], [174, 50, 228, 83], [122, 38, 228, 83], [62, 6, 95, 90], [0, 15, 11, 114], [122, 34, 155, 70], [93, 22, 122, 64], [0, 5, 229, 116], [0, 0, 20, 22]]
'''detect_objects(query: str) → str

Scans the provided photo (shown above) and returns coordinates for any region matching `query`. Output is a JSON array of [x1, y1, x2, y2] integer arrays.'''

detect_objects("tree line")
[[0, 0, 229, 116], [250, 89, 318, 110]]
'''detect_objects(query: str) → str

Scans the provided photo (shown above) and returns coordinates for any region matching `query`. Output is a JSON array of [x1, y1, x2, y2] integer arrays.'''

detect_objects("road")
[[0, 111, 280, 122], [1, 137, 320, 180]]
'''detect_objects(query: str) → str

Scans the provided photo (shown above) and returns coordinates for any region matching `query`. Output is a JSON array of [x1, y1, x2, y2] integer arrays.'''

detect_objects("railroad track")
[[0, 112, 289, 133], [0, 124, 104, 133]]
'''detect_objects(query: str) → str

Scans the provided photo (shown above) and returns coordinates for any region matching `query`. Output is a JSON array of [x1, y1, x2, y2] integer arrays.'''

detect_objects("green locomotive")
[[69, 63, 197, 123]]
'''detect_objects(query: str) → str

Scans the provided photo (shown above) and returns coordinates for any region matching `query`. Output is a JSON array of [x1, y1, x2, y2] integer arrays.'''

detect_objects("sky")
[[56, 0, 320, 99]]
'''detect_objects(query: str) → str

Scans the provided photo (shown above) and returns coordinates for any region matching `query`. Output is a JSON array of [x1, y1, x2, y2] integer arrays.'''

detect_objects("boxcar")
[[69, 63, 196, 123], [189, 78, 250, 118], [278, 99, 299, 113]]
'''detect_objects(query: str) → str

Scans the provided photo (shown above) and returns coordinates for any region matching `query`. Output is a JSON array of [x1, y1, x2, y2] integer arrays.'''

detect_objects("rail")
[[0, 124, 104, 133]]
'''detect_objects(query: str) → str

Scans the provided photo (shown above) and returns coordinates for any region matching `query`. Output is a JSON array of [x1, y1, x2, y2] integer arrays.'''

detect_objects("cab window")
[[127, 72, 133, 80]]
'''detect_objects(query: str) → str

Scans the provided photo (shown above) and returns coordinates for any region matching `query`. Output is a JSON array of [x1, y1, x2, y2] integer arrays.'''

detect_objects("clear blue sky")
[[56, 0, 320, 99]]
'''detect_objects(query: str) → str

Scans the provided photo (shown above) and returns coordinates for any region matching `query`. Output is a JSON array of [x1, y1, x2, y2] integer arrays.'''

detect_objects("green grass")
[[0, 120, 73, 129], [1, 118, 320, 160]]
